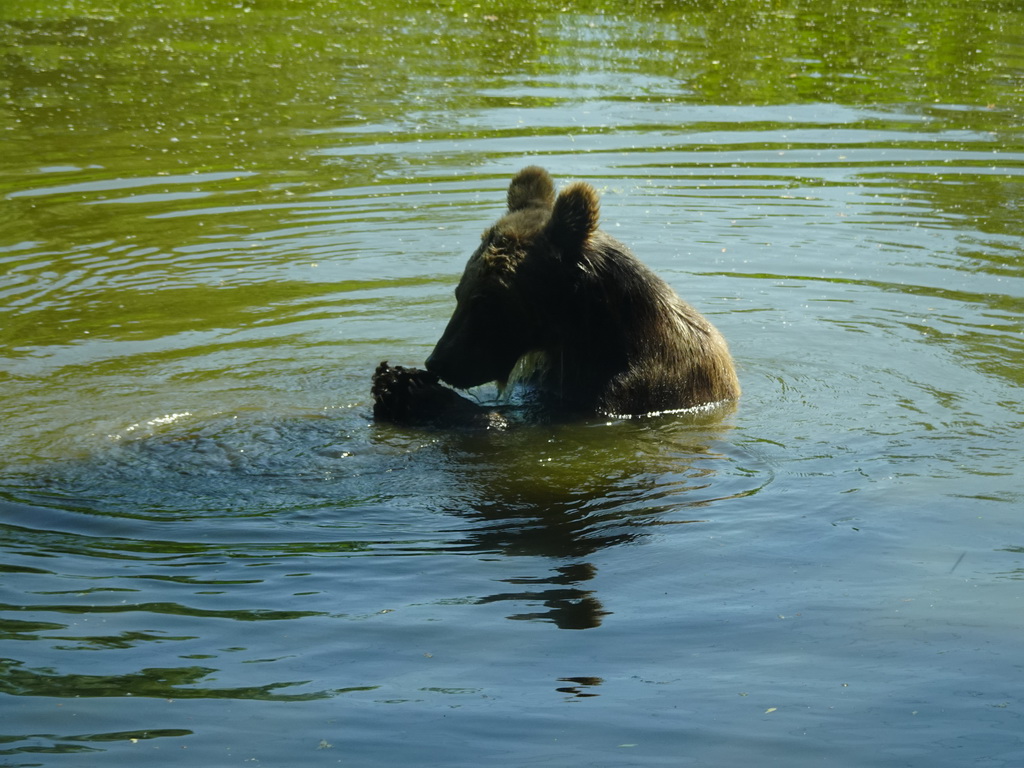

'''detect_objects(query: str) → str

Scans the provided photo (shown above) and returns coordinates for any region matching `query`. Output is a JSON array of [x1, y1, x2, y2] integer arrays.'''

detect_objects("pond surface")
[[2, 1, 1023, 765]]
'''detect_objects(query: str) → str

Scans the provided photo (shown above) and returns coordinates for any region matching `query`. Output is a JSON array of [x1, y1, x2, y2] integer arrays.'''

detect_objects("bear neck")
[[532, 236, 682, 410]]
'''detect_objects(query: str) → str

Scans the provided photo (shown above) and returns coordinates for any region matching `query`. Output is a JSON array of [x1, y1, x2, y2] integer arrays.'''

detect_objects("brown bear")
[[374, 166, 739, 425], [421, 166, 740, 418]]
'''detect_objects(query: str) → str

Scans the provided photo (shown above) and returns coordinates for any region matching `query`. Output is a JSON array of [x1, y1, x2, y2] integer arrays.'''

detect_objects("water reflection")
[[556, 675, 603, 698], [409, 411, 750, 629], [3, 0, 1024, 764], [0, 727, 193, 757], [0, 655, 369, 701], [479, 564, 608, 630]]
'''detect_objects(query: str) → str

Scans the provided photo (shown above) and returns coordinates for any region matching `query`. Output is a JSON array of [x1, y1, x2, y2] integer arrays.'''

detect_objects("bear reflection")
[[417, 414, 733, 631]]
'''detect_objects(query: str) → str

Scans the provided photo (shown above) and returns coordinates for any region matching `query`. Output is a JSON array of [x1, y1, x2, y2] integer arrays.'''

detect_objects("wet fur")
[[421, 166, 739, 418]]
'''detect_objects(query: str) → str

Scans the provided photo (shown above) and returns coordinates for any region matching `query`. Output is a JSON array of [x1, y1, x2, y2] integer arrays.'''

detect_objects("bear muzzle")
[[426, 345, 514, 391], [424, 348, 475, 389]]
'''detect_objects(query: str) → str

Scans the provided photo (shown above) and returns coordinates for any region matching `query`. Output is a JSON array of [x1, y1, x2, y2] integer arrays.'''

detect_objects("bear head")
[[425, 166, 601, 390]]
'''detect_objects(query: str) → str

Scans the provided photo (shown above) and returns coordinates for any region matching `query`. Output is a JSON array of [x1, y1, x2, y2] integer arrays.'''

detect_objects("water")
[[2, 1, 1023, 765]]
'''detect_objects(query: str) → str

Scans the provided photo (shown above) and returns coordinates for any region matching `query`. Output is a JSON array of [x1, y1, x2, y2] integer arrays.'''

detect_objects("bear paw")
[[371, 361, 507, 429]]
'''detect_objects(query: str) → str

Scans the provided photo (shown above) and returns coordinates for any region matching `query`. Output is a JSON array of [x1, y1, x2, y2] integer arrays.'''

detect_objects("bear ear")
[[507, 166, 556, 212], [548, 181, 600, 250]]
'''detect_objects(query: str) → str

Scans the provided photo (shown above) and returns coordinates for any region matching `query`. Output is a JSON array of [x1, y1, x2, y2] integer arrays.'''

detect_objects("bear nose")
[[425, 350, 463, 389]]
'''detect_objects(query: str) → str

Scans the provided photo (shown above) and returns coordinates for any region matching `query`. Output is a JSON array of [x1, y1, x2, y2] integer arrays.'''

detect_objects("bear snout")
[[424, 349, 464, 388], [424, 350, 445, 378], [426, 343, 512, 391]]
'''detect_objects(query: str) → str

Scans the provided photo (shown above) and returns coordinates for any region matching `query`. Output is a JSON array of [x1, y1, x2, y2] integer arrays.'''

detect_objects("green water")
[[2, 1, 1023, 766]]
